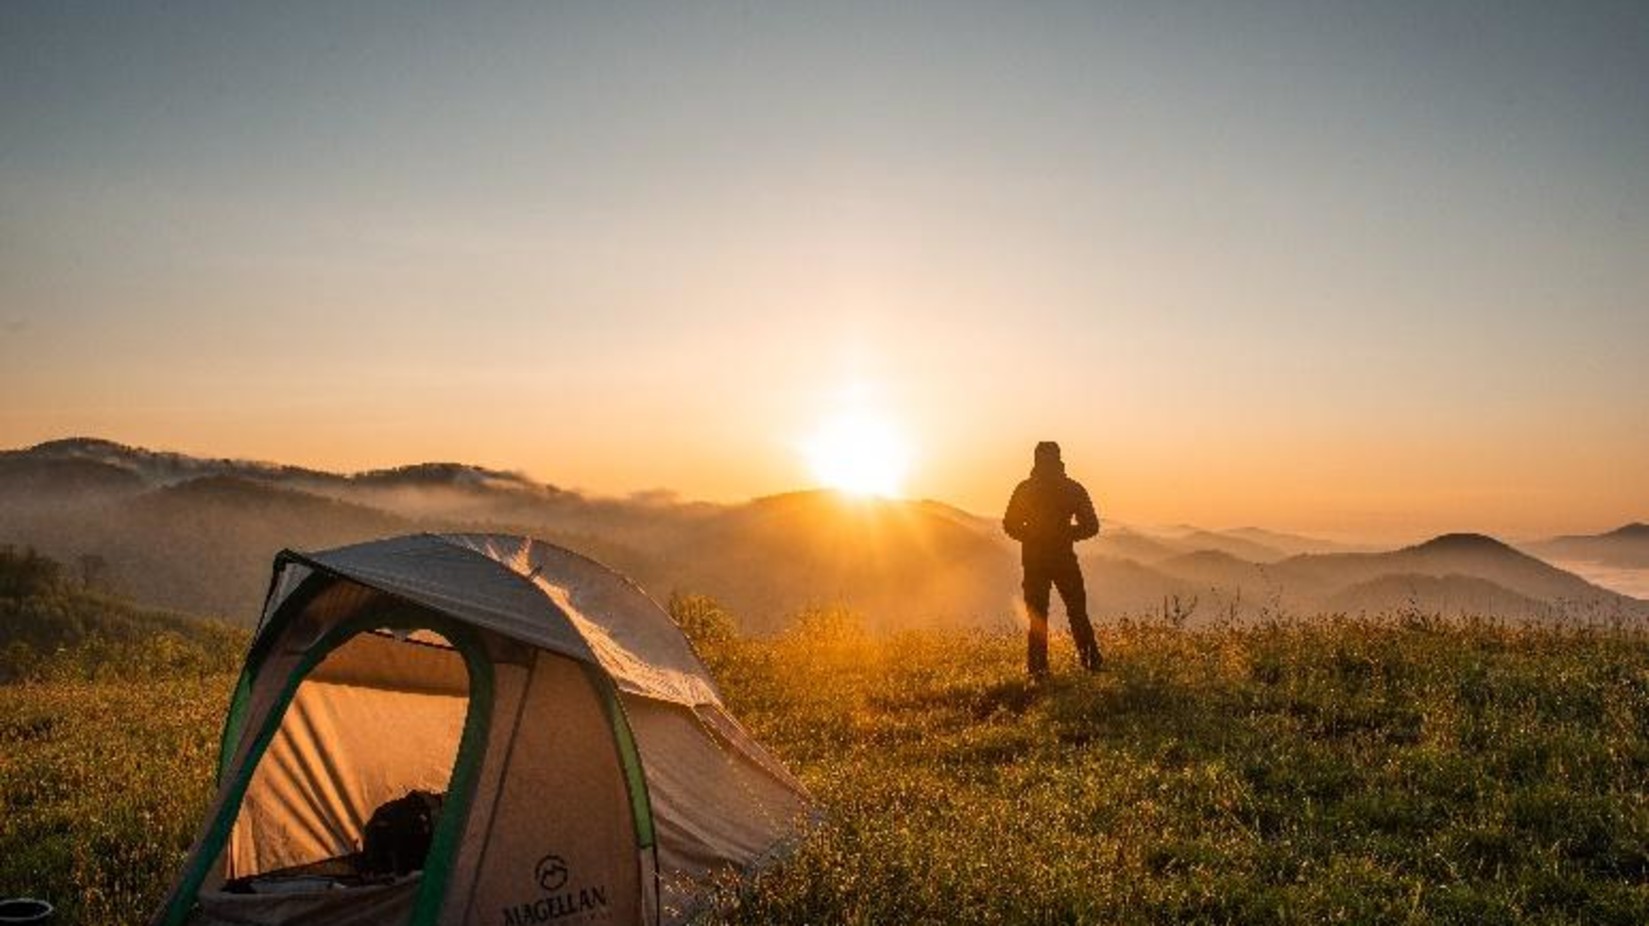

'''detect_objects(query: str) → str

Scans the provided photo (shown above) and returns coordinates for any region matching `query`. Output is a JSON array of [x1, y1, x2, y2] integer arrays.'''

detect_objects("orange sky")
[[3, 4, 1646, 543]]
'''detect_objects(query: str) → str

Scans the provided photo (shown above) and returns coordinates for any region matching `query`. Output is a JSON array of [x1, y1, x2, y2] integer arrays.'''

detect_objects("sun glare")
[[804, 412, 912, 498]]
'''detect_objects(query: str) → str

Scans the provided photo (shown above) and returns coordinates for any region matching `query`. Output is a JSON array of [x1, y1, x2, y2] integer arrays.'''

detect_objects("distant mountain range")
[[1, 438, 1644, 630], [1522, 523, 1649, 569]]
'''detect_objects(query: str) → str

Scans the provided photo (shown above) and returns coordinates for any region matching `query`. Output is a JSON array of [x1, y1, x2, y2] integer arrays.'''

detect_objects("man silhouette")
[[1003, 441, 1102, 676]]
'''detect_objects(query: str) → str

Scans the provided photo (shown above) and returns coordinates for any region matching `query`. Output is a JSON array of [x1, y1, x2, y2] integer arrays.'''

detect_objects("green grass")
[[4, 615, 1649, 924], [0, 676, 229, 923], [702, 616, 1649, 924]]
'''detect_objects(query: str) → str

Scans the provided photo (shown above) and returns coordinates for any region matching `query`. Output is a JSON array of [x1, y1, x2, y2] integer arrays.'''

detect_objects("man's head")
[[1034, 441, 1061, 466]]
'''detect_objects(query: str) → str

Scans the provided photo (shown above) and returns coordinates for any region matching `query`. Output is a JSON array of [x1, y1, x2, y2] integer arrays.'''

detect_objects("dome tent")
[[154, 533, 810, 926]]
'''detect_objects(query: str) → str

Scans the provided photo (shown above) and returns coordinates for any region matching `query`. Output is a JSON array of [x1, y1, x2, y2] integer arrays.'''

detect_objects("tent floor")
[[195, 870, 421, 926]]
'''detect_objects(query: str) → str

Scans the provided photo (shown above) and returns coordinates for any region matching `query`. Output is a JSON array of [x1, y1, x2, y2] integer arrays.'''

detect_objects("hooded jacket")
[[1003, 457, 1100, 564]]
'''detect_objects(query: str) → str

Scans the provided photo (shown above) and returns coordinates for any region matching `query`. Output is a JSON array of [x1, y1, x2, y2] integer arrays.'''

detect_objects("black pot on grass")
[[0, 899, 53, 924]]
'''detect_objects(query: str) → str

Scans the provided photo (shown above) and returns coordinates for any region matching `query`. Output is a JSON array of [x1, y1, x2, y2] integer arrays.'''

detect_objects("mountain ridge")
[[2, 438, 1644, 627], [1522, 523, 1649, 571]]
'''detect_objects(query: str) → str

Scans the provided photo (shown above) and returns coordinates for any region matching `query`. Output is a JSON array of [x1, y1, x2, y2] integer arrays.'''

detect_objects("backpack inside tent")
[[153, 533, 811, 926]]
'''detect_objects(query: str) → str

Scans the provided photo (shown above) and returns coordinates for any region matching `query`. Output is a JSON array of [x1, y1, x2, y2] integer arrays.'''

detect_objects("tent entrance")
[[171, 615, 496, 926], [224, 628, 472, 886]]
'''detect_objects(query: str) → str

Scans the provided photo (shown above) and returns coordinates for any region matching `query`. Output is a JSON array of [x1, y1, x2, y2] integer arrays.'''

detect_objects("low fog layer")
[[2, 438, 1645, 630]]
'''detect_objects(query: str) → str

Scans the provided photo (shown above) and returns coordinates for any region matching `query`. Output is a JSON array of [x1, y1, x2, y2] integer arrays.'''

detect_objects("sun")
[[804, 411, 912, 498]]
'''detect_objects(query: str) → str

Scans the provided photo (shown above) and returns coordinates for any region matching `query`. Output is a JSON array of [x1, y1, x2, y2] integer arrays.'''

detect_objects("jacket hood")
[[1031, 440, 1064, 479], [1030, 458, 1066, 480]]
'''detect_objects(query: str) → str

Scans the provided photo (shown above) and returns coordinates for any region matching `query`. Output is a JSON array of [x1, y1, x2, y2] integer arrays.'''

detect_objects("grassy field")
[[4, 612, 1648, 924], [0, 675, 228, 923]]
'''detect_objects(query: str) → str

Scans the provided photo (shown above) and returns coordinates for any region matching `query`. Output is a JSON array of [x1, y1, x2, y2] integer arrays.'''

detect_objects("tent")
[[154, 533, 811, 926]]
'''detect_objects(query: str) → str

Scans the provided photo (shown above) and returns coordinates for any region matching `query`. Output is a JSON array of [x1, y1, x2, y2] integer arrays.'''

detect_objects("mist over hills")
[[1219, 526, 1374, 557], [1, 438, 1644, 630], [1523, 523, 1649, 570], [1144, 533, 1640, 623]]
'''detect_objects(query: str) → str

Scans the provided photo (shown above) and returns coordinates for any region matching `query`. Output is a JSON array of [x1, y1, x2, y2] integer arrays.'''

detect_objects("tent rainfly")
[[153, 533, 811, 926]]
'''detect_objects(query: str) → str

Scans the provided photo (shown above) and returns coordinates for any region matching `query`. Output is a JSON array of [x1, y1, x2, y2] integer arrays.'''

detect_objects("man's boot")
[[1027, 605, 1050, 679], [1028, 640, 1050, 680], [1072, 618, 1103, 672]]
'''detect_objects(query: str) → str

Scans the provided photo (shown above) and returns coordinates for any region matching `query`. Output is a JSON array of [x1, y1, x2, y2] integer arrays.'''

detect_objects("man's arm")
[[1003, 483, 1028, 541], [1070, 483, 1100, 541]]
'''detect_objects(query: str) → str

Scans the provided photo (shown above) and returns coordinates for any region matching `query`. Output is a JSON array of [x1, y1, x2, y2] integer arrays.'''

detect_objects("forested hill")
[[0, 546, 246, 682], [3, 438, 1645, 631]]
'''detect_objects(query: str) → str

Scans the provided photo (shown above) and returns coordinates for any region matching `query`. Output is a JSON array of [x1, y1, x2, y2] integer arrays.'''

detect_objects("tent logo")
[[534, 854, 569, 892], [504, 853, 609, 924]]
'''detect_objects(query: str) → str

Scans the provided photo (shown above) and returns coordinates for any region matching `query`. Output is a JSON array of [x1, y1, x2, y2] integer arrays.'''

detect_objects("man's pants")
[[1023, 557, 1100, 674]]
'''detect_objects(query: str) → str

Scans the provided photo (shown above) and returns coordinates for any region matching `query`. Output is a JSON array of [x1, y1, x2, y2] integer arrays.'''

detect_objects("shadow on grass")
[[968, 677, 1043, 719], [1040, 658, 1234, 751]]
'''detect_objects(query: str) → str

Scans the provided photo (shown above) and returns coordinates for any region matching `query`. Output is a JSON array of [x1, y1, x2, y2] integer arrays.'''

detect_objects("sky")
[[2, 1, 1646, 541]]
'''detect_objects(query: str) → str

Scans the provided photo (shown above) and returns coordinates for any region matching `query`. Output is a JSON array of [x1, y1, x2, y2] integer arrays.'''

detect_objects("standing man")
[[1003, 441, 1102, 676]]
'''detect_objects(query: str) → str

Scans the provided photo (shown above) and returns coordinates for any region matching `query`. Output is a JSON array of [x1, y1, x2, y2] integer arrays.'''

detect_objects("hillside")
[[9, 437, 334, 489], [1526, 523, 1649, 570], [0, 474, 408, 618], [0, 546, 245, 682], [0, 454, 146, 499], [1321, 573, 1557, 619], [651, 490, 1020, 633], [1277, 534, 1639, 619], [712, 621, 1649, 923], [5, 618, 1648, 923], [1221, 525, 1374, 556], [1, 438, 1644, 629], [1088, 528, 1187, 564], [1138, 534, 1648, 623], [1175, 529, 1289, 563]]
